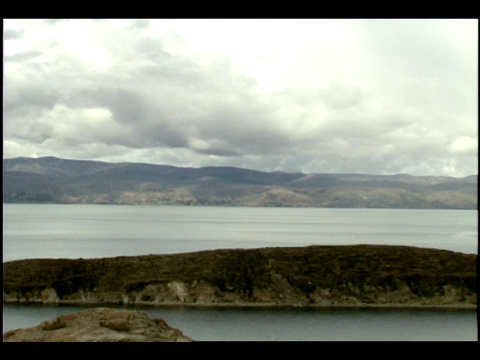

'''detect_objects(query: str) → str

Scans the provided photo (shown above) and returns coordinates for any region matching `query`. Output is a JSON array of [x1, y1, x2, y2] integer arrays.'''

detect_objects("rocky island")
[[3, 307, 194, 342], [3, 245, 476, 308]]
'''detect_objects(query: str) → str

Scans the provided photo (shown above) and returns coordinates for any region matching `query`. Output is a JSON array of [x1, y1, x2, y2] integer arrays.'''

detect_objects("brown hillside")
[[3, 245, 476, 308]]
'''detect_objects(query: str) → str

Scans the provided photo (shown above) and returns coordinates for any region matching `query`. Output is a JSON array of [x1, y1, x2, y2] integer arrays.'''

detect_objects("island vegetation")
[[4, 245, 476, 309]]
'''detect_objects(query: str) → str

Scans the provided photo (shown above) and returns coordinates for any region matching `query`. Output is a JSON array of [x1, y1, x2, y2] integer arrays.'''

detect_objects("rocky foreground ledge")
[[3, 245, 477, 308], [3, 307, 194, 342]]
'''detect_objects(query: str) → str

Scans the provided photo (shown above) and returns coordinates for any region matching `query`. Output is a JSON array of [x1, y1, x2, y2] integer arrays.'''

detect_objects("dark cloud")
[[193, 101, 293, 156], [91, 88, 148, 126], [43, 19, 69, 25], [4, 50, 43, 62], [128, 19, 150, 30], [39, 40, 293, 158], [2, 21, 294, 160], [4, 85, 57, 112], [3, 28, 24, 40]]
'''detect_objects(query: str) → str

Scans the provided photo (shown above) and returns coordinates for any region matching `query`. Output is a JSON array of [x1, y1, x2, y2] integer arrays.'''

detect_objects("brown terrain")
[[3, 307, 194, 342], [3, 156, 477, 208], [3, 245, 477, 308]]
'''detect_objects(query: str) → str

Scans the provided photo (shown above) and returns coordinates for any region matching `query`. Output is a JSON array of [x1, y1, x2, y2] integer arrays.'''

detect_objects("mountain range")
[[3, 156, 477, 209]]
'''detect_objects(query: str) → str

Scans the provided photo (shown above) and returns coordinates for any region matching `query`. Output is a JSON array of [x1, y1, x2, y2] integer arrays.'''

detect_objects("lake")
[[2, 204, 477, 261], [2, 204, 478, 341], [3, 304, 477, 341]]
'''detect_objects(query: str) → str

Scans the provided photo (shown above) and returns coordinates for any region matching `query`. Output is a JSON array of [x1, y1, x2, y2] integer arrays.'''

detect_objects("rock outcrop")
[[3, 307, 194, 342], [3, 245, 477, 308]]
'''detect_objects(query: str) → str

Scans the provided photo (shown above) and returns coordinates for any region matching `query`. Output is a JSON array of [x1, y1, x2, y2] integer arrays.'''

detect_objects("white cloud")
[[3, 19, 478, 177], [451, 136, 478, 156]]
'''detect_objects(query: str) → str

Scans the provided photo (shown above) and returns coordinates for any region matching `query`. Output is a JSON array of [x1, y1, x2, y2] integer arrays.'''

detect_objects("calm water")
[[2, 304, 477, 341], [2, 204, 477, 262], [2, 204, 478, 341]]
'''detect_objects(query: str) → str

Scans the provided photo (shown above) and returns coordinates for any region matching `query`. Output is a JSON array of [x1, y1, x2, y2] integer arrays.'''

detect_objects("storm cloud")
[[3, 19, 478, 177]]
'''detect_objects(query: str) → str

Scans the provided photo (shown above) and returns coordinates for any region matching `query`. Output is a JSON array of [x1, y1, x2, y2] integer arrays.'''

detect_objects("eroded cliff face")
[[3, 245, 477, 308]]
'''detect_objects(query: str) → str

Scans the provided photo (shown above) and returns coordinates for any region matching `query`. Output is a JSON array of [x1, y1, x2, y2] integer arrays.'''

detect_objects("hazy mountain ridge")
[[3, 157, 477, 209]]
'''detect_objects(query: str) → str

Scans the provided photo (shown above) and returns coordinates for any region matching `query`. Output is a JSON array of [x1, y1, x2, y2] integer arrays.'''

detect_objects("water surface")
[[3, 304, 476, 341], [3, 204, 477, 341], [3, 204, 477, 262]]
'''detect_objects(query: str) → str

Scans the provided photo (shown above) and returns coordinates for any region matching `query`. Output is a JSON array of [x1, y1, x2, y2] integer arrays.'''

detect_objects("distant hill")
[[3, 156, 478, 209]]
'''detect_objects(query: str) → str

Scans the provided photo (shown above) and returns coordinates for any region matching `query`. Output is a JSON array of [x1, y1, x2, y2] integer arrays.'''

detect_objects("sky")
[[3, 19, 478, 177]]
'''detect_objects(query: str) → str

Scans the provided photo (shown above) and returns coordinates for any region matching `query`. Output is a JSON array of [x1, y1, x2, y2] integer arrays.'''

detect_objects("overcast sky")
[[3, 19, 478, 177]]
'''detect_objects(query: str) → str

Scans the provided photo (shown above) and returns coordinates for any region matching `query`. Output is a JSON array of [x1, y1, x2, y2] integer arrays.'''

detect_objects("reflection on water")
[[3, 304, 477, 341]]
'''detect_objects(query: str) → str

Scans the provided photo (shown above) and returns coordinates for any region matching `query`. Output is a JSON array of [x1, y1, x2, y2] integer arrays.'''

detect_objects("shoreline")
[[4, 301, 477, 311], [4, 245, 476, 311]]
